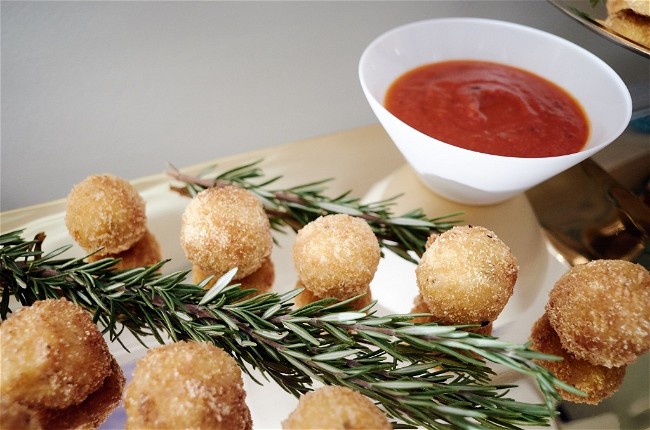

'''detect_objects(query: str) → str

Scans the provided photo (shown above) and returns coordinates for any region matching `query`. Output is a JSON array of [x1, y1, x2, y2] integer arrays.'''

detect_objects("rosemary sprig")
[[0, 230, 581, 430], [167, 160, 461, 262]]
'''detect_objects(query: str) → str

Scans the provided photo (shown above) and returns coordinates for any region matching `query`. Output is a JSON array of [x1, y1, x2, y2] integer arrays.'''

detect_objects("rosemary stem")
[[1, 155, 568, 430], [166, 166, 229, 189], [166, 160, 462, 261]]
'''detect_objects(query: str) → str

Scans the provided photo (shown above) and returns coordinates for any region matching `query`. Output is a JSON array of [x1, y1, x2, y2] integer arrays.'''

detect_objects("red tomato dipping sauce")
[[384, 60, 589, 158]]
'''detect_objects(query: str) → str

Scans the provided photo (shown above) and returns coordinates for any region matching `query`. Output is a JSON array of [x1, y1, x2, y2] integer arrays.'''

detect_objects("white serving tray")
[[2, 125, 646, 429]]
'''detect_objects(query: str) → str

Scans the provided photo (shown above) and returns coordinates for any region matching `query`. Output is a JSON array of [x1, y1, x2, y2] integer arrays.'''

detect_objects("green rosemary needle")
[[167, 160, 461, 263], [0, 230, 581, 430]]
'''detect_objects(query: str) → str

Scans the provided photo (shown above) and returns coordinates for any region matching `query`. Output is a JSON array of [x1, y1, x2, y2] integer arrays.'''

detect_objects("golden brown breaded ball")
[[282, 386, 391, 429], [86, 229, 161, 270], [530, 313, 626, 404], [193, 257, 275, 297], [124, 341, 252, 430], [65, 174, 147, 256], [294, 280, 373, 311], [0, 299, 113, 410], [0, 397, 42, 430], [424, 232, 439, 249], [415, 225, 518, 325], [180, 186, 273, 280], [409, 294, 493, 335], [292, 214, 381, 300], [546, 259, 650, 368], [38, 356, 125, 430]]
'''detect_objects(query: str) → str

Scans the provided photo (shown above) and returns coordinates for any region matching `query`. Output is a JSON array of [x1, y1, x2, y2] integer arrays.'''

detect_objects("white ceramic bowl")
[[359, 18, 632, 205]]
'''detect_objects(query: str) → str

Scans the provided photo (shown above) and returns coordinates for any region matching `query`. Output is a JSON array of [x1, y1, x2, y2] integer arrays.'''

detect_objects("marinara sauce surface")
[[384, 60, 589, 158]]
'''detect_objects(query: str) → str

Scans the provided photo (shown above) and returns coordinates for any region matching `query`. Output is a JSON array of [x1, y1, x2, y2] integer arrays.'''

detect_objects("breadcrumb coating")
[[37, 356, 125, 429], [124, 341, 252, 430], [415, 225, 518, 325], [0, 299, 113, 410], [530, 313, 626, 404], [192, 257, 275, 296], [180, 186, 272, 280], [86, 229, 161, 270], [292, 214, 381, 299], [65, 174, 147, 256], [0, 397, 42, 430], [546, 259, 650, 368], [282, 386, 391, 429], [410, 293, 493, 335], [294, 280, 373, 310]]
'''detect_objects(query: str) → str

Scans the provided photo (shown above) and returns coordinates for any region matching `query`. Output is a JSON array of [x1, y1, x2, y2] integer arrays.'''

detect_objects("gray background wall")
[[2, 0, 648, 211]]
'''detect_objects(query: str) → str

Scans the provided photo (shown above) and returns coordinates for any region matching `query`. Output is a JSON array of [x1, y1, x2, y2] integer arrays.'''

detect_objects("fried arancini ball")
[[415, 225, 518, 325], [38, 356, 125, 429], [193, 257, 275, 296], [292, 214, 381, 300], [409, 293, 430, 323], [86, 229, 161, 270], [546, 259, 650, 368], [530, 313, 626, 404], [409, 294, 493, 335], [124, 341, 252, 430], [180, 186, 273, 280], [0, 299, 113, 410], [294, 281, 373, 311], [65, 174, 147, 256], [1, 356, 125, 430], [425, 232, 439, 248], [0, 397, 42, 430], [282, 386, 391, 430]]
